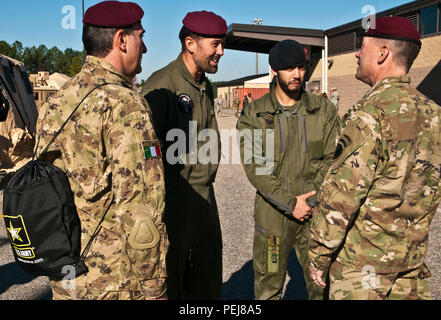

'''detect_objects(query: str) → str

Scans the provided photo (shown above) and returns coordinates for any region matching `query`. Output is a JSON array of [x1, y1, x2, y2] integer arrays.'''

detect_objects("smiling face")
[[275, 64, 306, 95], [192, 37, 225, 74]]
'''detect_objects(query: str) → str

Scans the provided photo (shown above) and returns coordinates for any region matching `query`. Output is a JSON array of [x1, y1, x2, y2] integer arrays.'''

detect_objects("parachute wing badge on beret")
[[177, 93, 194, 113]]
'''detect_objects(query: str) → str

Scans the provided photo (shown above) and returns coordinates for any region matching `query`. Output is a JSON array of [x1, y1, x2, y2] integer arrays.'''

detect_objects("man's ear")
[[114, 29, 128, 53], [185, 36, 197, 54], [270, 68, 277, 78], [377, 43, 390, 64]]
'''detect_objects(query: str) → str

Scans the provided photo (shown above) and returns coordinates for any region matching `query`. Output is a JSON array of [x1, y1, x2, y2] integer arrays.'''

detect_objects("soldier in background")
[[233, 94, 241, 118], [329, 88, 340, 113], [142, 10, 227, 300], [309, 16, 441, 300], [34, 1, 168, 300]]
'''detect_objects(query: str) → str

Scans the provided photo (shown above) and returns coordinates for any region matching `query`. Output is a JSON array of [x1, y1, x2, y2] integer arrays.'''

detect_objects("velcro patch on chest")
[[177, 93, 194, 113]]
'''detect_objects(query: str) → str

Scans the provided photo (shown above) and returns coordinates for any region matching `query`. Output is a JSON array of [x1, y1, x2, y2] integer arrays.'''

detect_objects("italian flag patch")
[[142, 141, 162, 160]]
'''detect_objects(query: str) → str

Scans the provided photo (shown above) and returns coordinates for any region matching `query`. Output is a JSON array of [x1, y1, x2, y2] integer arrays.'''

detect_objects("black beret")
[[269, 40, 307, 71]]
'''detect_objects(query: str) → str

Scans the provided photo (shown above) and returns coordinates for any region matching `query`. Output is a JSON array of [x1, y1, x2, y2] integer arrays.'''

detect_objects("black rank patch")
[[334, 134, 353, 160], [334, 143, 343, 160], [177, 93, 193, 113]]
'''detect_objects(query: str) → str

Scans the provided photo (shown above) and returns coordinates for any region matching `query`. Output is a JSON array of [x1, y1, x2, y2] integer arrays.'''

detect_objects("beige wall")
[[310, 34, 441, 117]]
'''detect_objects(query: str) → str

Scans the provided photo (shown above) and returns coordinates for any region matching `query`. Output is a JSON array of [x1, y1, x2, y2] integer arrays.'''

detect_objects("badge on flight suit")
[[177, 93, 193, 113]]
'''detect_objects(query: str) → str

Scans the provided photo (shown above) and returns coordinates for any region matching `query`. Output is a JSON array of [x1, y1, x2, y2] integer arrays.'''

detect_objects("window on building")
[[420, 5, 438, 35], [329, 32, 356, 55]]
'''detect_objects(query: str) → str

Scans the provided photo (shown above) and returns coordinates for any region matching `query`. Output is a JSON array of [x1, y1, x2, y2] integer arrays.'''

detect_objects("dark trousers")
[[164, 184, 223, 300]]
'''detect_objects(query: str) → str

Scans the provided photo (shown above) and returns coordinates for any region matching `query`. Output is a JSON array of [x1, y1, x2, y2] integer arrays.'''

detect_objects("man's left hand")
[[309, 265, 326, 288]]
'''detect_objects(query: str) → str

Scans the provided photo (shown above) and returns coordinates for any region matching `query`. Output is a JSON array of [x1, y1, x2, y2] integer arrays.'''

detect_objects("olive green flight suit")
[[237, 89, 339, 300], [142, 55, 222, 300]]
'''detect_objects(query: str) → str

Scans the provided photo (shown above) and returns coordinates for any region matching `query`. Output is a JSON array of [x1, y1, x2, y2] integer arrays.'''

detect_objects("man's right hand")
[[292, 191, 316, 222]]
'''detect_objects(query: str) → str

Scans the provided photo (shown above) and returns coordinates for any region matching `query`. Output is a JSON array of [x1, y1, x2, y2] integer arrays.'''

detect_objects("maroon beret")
[[83, 1, 144, 27], [183, 11, 227, 36], [365, 16, 421, 46]]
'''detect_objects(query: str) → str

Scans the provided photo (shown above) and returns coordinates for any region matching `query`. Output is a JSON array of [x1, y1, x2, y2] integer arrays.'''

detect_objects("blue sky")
[[0, 0, 411, 82]]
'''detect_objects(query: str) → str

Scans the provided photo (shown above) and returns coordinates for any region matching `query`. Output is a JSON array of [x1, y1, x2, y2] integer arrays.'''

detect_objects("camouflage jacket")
[[35, 56, 168, 299], [309, 75, 441, 275]]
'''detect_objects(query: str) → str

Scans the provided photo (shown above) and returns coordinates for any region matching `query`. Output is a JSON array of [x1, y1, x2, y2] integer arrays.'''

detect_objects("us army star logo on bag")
[[4, 215, 35, 259], [5, 215, 31, 247]]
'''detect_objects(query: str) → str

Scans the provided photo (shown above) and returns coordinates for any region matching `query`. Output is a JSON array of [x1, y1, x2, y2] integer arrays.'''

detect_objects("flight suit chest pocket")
[[330, 118, 368, 172], [257, 112, 281, 162], [303, 114, 323, 158]]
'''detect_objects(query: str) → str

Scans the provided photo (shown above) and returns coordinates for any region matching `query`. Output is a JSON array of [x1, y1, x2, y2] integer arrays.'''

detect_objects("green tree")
[[68, 56, 83, 77], [1, 40, 84, 76], [0, 41, 15, 59]]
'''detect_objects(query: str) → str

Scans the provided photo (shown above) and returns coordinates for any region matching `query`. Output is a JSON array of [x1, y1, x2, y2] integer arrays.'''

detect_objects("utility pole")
[[252, 18, 263, 75], [82, 0, 85, 20]]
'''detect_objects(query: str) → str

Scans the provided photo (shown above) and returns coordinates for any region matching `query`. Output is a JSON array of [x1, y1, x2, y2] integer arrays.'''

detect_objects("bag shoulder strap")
[[33, 81, 121, 259], [36, 82, 119, 160]]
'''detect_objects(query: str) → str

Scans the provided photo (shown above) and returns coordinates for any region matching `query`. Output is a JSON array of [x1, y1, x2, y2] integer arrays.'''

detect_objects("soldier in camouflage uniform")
[[309, 16, 441, 300], [34, 1, 168, 300], [142, 11, 227, 300], [233, 94, 241, 118], [238, 40, 339, 300]]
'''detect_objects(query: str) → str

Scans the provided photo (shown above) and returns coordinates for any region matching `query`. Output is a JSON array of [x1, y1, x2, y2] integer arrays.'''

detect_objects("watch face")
[[177, 93, 194, 113]]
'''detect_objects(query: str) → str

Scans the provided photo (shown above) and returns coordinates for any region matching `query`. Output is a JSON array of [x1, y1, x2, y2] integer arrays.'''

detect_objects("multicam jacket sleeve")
[[309, 108, 382, 272]]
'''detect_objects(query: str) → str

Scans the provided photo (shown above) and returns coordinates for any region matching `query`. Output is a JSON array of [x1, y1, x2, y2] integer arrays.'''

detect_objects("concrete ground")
[[0, 108, 440, 300]]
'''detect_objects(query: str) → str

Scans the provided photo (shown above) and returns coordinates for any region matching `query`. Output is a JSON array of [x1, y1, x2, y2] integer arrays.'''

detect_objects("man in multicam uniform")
[[34, 1, 168, 300], [309, 16, 441, 300]]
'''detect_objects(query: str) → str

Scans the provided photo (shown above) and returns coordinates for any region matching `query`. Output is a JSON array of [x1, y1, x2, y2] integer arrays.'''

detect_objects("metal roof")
[[216, 73, 269, 87], [224, 0, 440, 53], [326, 0, 440, 36], [225, 23, 325, 53]]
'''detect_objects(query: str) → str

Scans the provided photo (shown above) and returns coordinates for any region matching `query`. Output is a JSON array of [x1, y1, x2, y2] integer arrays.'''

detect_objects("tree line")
[[0, 40, 83, 77], [0, 40, 230, 91]]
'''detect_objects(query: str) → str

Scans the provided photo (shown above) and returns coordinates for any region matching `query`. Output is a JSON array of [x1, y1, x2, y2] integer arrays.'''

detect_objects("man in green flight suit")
[[142, 10, 227, 300], [309, 16, 441, 300], [237, 40, 339, 300]]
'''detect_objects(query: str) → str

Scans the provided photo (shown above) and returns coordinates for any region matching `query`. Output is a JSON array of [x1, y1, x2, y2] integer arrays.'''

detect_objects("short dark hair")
[[390, 39, 421, 72], [178, 26, 202, 52], [82, 23, 137, 58]]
